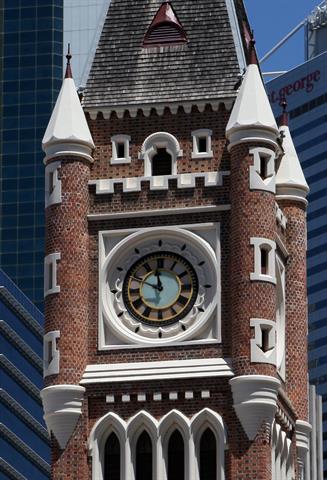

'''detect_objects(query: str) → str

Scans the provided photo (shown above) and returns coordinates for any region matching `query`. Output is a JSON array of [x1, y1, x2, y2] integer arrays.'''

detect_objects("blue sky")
[[244, 0, 323, 73]]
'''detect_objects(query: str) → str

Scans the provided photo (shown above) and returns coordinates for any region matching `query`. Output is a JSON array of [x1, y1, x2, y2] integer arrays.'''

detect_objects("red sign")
[[268, 70, 321, 105]]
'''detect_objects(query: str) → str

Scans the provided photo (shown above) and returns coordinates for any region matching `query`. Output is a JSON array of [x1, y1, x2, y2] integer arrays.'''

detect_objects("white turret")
[[226, 41, 279, 149], [276, 108, 309, 204], [42, 50, 94, 164]]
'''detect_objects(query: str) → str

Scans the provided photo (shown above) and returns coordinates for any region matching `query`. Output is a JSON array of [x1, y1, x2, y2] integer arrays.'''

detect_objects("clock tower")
[[41, 1, 312, 479]]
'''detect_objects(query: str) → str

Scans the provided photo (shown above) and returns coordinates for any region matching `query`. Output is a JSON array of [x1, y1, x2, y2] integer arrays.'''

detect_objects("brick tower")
[[41, 2, 311, 479]]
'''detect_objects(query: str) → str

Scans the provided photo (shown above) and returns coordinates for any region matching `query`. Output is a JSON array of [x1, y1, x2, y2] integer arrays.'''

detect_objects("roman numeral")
[[177, 295, 188, 306], [181, 284, 191, 292], [133, 298, 143, 309], [129, 288, 139, 295], [157, 258, 164, 269], [143, 307, 152, 318], [178, 271, 188, 279], [158, 311, 163, 320], [143, 262, 152, 272], [171, 261, 177, 271]]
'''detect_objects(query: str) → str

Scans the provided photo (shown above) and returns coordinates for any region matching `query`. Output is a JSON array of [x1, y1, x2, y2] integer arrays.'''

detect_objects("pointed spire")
[[65, 44, 73, 79], [279, 99, 289, 127], [143, 1, 187, 47], [226, 33, 278, 149], [42, 49, 95, 164], [276, 104, 309, 205], [248, 31, 258, 66]]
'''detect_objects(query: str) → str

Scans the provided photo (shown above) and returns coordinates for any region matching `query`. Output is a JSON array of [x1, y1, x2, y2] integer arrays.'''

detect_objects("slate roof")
[[83, 0, 249, 109]]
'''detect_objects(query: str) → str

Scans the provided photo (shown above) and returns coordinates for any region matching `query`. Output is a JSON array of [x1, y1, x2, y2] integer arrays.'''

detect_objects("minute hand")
[[131, 276, 160, 290]]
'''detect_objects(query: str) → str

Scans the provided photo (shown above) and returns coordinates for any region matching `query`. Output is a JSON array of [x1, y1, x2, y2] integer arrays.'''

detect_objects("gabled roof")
[[83, 0, 249, 109]]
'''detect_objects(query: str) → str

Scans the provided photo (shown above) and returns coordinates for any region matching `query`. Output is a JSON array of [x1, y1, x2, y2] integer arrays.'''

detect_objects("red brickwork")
[[279, 200, 309, 421], [45, 157, 90, 386], [229, 142, 277, 377]]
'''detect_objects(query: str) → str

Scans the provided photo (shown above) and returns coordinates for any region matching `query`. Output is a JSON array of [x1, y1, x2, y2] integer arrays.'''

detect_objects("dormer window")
[[152, 148, 172, 176], [111, 135, 131, 164], [192, 129, 213, 159], [143, 2, 187, 48]]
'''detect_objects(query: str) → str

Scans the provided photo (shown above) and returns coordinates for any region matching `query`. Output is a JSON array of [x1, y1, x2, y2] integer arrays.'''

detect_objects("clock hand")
[[131, 276, 160, 290], [155, 270, 163, 291]]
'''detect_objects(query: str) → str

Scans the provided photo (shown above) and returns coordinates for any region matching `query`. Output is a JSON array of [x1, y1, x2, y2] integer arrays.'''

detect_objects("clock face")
[[122, 251, 199, 326]]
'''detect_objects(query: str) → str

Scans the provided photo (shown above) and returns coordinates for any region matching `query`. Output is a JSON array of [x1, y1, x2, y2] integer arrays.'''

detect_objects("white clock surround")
[[98, 224, 221, 349]]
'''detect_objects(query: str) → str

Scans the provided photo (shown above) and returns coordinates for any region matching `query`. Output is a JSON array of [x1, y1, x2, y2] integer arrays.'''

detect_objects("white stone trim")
[[276, 255, 286, 380], [45, 161, 62, 207], [139, 132, 181, 176], [276, 191, 308, 207], [43, 330, 60, 378], [296, 420, 312, 480], [250, 319, 276, 365], [249, 147, 276, 193], [89, 171, 229, 194], [43, 142, 94, 164], [275, 203, 287, 230], [41, 385, 85, 449], [99, 224, 221, 347], [191, 408, 226, 480], [227, 129, 278, 151], [88, 408, 227, 480], [87, 204, 231, 221], [229, 375, 280, 440], [85, 99, 235, 121], [250, 237, 276, 285], [44, 252, 61, 296], [110, 134, 131, 164], [191, 129, 213, 159], [81, 358, 233, 385], [272, 421, 293, 480]]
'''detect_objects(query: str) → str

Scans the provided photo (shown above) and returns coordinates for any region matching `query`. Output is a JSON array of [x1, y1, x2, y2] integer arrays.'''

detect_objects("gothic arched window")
[[200, 428, 217, 480], [168, 430, 185, 480], [104, 432, 120, 480], [152, 148, 172, 176], [136, 431, 153, 480]]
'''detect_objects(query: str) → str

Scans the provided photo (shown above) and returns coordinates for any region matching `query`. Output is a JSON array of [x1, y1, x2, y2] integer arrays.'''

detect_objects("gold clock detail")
[[122, 251, 199, 326]]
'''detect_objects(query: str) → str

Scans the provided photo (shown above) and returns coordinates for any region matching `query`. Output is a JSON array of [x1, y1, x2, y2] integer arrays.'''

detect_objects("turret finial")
[[279, 99, 289, 127], [249, 31, 257, 65], [65, 44, 73, 79]]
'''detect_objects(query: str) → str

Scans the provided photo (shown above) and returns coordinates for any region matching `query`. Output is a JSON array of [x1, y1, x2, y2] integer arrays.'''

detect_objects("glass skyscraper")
[[0, 268, 50, 478], [0, 1, 63, 310], [267, 49, 327, 479]]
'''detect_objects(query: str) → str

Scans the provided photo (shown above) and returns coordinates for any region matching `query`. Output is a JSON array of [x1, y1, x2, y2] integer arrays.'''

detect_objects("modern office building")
[[0, 1, 63, 311], [63, 0, 110, 88], [0, 268, 50, 479], [267, 13, 327, 476]]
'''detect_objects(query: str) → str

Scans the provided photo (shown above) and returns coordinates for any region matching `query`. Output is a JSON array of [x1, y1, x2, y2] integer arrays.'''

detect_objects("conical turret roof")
[[42, 53, 94, 163], [276, 114, 309, 204]]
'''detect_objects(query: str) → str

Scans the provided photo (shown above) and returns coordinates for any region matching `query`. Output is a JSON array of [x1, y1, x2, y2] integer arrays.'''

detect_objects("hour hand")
[[131, 276, 159, 290], [155, 270, 163, 291]]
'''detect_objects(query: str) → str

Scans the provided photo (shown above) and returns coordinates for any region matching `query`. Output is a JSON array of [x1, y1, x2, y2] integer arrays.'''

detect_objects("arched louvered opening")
[[136, 431, 153, 480], [200, 428, 217, 480], [152, 148, 172, 176], [104, 432, 120, 480], [168, 430, 185, 480], [144, 23, 187, 46]]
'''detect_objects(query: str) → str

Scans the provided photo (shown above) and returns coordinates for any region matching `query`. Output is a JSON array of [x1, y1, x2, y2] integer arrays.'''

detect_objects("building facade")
[[0, 269, 50, 479], [0, 0, 63, 311], [41, 1, 312, 478], [267, 50, 327, 479]]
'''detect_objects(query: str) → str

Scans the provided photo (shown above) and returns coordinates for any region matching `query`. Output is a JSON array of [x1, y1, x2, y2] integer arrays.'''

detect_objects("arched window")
[[168, 430, 184, 480], [200, 428, 216, 480], [152, 148, 172, 176], [104, 432, 120, 480], [136, 431, 153, 480]]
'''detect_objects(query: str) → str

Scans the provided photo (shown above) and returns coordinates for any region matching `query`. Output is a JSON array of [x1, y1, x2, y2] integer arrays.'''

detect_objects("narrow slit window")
[[260, 155, 269, 180], [46, 340, 53, 365], [104, 432, 120, 480], [198, 137, 207, 153], [117, 142, 125, 159], [152, 148, 172, 176], [261, 327, 271, 353], [49, 171, 55, 194], [136, 431, 152, 480], [200, 428, 217, 480], [48, 262, 53, 290], [260, 247, 269, 275], [168, 430, 184, 480]]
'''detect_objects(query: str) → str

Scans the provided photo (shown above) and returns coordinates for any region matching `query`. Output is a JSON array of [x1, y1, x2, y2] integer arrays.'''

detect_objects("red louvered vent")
[[143, 2, 187, 48]]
